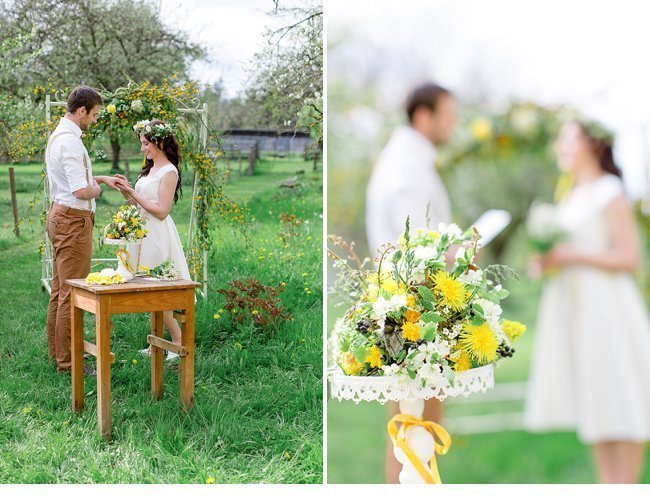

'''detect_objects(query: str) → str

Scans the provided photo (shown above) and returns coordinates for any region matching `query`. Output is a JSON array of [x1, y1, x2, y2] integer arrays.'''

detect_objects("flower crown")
[[133, 120, 175, 141]]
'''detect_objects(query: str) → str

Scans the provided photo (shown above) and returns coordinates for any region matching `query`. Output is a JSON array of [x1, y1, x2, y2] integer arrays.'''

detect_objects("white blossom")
[[459, 269, 483, 286]]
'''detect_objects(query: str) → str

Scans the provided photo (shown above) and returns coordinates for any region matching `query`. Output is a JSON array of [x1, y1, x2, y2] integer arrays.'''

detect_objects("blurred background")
[[327, 0, 650, 483]]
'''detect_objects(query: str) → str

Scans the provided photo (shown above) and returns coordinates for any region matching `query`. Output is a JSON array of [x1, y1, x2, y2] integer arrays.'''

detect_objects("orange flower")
[[405, 309, 421, 323]]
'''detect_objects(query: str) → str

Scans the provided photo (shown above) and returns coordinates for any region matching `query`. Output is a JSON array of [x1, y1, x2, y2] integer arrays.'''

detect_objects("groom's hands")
[[95, 175, 131, 191]]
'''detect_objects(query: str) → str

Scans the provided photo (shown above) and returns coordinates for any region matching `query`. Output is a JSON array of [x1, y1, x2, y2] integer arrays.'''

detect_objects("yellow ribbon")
[[387, 413, 452, 484], [116, 247, 134, 273]]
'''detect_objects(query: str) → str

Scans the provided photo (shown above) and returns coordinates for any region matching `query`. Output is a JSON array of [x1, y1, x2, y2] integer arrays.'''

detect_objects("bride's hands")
[[530, 245, 577, 277]]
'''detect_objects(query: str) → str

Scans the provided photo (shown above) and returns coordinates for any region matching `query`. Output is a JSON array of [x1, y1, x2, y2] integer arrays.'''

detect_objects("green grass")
[[327, 273, 650, 484], [0, 156, 323, 483]]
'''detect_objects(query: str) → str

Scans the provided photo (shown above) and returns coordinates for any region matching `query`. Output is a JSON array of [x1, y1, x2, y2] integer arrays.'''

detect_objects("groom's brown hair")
[[66, 86, 103, 114], [406, 83, 451, 123]]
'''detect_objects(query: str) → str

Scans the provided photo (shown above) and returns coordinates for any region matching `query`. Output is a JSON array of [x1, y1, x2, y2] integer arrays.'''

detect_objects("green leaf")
[[420, 322, 437, 341], [418, 285, 435, 302], [397, 349, 407, 363], [420, 299, 434, 312], [471, 315, 486, 326], [421, 311, 444, 324], [472, 303, 484, 316], [351, 344, 369, 364], [379, 288, 391, 301], [493, 288, 510, 301], [407, 367, 417, 380], [392, 250, 402, 263]]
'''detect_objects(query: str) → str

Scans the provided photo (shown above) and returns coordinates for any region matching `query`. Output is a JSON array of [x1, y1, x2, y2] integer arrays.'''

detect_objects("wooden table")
[[66, 277, 200, 439]]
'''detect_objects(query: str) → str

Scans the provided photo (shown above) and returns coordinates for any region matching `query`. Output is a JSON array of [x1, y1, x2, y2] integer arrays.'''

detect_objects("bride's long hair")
[[576, 121, 622, 179], [137, 120, 183, 203]]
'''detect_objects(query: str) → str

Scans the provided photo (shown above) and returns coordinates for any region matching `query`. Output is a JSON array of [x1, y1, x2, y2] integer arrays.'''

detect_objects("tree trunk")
[[110, 135, 121, 173]]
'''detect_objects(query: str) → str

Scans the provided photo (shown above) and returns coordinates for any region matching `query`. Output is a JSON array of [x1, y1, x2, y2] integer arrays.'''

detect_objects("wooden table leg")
[[71, 303, 84, 413], [151, 311, 164, 399], [180, 291, 195, 411], [96, 297, 112, 439]]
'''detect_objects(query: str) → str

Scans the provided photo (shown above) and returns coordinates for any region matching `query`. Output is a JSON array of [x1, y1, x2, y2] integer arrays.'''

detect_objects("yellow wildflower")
[[405, 309, 421, 323], [470, 117, 492, 142], [251, 310, 259, 315], [341, 351, 363, 375], [452, 350, 472, 372], [205, 477, 215, 484], [366, 345, 382, 368], [459, 322, 499, 364], [402, 321, 420, 342], [106, 104, 116, 114], [406, 294, 415, 308], [431, 271, 467, 310], [502, 320, 527, 342]]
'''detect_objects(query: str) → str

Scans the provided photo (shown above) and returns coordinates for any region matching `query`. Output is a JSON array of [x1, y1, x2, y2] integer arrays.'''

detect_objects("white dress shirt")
[[46, 116, 95, 212], [366, 125, 451, 255]]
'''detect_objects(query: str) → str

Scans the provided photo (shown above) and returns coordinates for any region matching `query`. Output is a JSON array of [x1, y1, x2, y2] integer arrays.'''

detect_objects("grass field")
[[0, 155, 323, 483], [327, 274, 650, 483]]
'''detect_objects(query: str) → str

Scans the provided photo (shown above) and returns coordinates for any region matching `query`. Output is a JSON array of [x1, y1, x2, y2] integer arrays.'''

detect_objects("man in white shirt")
[[45, 86, 127, 372], [365, 82, 458, 483]]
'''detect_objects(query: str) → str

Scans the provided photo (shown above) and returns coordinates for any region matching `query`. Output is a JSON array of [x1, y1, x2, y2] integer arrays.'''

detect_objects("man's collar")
[[60, 116, 83, 138]]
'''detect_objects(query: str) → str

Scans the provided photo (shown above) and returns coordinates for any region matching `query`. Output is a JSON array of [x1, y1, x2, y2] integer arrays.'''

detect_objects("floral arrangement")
[[147, 258, 181, 280], [133, 119, 175, 141], [328, 220, 526, 388], [86, 268, 124, 285], [103, 204, 148, 242], [526, 202, 565, 254]]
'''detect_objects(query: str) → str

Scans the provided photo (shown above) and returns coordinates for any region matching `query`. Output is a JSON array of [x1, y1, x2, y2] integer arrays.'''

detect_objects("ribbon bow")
[[116, 247, 134, 273], [387, 413, 452, 484]]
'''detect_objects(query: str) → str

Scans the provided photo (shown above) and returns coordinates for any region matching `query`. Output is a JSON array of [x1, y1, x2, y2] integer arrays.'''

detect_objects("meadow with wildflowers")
[[0, 155, 322, 483]]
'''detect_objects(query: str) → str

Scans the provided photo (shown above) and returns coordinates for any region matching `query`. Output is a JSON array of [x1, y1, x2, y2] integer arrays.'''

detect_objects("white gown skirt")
[[524, 266, 650, 443], [120, 212, 191, 281]]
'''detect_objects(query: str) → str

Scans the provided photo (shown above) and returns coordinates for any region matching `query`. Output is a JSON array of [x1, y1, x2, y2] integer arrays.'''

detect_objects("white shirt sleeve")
[[59, 139, 89, 193]]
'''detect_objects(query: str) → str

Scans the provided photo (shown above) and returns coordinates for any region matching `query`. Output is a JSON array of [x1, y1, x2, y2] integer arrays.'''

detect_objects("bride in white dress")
[[524, 121, 650, 483], [116, 119, 191, 361]]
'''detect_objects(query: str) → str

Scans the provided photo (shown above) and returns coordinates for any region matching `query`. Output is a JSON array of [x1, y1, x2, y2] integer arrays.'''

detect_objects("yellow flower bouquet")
[[329, 218, 526, 387], [102, 204, 148, 243]]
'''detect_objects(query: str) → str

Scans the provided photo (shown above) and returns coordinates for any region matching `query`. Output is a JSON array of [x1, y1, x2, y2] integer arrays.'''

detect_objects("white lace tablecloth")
[[329, 364, 494, 404]]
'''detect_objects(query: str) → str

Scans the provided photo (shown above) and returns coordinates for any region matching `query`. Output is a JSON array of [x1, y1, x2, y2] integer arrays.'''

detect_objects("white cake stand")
[[330, 364, 494, 484]]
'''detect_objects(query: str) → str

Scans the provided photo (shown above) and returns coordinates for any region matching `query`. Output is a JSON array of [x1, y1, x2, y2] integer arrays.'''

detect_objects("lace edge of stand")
[[329, 364, 494, 404]]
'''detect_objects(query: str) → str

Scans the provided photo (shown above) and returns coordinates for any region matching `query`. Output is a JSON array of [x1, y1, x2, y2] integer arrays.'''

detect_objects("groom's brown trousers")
[[46, 203, 94, 371]]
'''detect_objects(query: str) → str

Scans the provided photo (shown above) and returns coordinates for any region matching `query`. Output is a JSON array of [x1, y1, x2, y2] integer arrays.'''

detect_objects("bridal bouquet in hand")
[[328, 219, 526, 389], [103, 204, 148, 243], [526, 202, 565, 254]]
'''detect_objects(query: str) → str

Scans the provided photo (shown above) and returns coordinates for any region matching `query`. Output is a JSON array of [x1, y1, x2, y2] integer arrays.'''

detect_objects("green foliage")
[[246, 2, 323, 146], [0, 0, 204, 97]]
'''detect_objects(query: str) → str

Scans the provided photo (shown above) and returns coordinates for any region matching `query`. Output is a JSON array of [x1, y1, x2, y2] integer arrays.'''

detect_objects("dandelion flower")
[[459, 322, 499, 364], [205, 477, 215, 484], [402, 321, 420, 342], [452, 350, 472, 372], [502, 320, 527, 342], [366, 345, 382, 368], [406, 294, 416, 308], [432, 272, 467, 311]]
